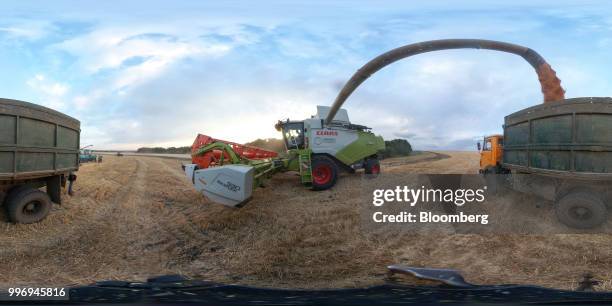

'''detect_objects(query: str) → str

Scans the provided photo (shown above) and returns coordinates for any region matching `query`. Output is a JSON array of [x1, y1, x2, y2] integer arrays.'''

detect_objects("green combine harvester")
[[186, 38, 567, 208], [183, 106, 385, 207]]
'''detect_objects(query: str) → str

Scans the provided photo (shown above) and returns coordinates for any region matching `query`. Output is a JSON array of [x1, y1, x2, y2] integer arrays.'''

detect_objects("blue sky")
[[0, 1, 611, 150]]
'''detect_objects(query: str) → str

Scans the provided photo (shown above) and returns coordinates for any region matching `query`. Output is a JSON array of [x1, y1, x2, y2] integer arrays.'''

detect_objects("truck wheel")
[[311, 155, 338, 191], [364, 158, 381, 178], [555, 191, 607, 229], [5, 187, 52, 224]]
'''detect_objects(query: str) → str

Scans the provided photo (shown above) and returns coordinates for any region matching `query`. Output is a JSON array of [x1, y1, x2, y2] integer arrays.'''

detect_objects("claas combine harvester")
[[184, 38, 576, 208], [183, 106, 385, 207]]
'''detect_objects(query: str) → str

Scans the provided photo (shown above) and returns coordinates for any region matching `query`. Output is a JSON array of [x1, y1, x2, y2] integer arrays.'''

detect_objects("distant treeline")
[[135, 139, 285, 155], [378, 139, 413, 158], [136, 138, 412, 158], [136, 146, 191, 154]]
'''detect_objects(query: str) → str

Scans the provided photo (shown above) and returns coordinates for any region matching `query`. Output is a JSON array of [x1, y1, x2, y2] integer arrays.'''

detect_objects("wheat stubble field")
[[0, 152, 610, 290]]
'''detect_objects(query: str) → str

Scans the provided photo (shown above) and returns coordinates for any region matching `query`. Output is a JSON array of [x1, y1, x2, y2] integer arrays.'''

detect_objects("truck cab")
[[478, 134, 503, 174]]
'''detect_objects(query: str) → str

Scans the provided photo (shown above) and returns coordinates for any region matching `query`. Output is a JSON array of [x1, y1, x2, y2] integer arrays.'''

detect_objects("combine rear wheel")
[[311, 155, 338, 191]]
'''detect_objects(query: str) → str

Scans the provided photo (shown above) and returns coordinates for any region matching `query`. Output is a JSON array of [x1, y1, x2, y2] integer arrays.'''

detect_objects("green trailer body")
[[503, 97, 612, 179], [501, 97, 612, 229], [0, 98, 80, 179], [0, 98, 80, 224]]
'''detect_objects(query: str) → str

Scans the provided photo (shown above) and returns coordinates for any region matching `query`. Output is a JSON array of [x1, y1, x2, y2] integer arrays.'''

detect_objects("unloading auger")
[[325, 39, 565, 125]]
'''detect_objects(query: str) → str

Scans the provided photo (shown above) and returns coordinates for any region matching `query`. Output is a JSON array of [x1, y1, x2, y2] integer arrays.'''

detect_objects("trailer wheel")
[[5, 187, 52, 224], [482, 166, 496, 175], [364, 158, 381, 178], [555, 191, 607, 229], [311, 155, 338, 191]]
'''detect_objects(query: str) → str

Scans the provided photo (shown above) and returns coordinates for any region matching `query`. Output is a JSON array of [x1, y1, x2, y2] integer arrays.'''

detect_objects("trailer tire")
[[311, 155, 338, 191], [555, 191, 607, 229], [364, 158, 381, 178], [483, 166, 496, 175], [5, 187, 52, 224]]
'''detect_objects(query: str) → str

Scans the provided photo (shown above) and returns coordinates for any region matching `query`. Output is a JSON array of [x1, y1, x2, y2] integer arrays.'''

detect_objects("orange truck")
[[477, 135, 504, 174]]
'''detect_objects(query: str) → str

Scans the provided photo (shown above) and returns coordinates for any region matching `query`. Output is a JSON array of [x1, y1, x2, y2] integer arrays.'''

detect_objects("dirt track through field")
[[0, 152, 611, 290]]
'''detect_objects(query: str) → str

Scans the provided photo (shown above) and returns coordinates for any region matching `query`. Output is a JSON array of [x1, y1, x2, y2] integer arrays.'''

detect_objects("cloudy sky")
[[1, 1, 611, 150]]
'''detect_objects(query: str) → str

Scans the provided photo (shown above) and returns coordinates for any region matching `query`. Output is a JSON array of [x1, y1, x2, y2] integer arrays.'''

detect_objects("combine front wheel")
[[364, 158, 381, 178], [311, 155, 338, 191]]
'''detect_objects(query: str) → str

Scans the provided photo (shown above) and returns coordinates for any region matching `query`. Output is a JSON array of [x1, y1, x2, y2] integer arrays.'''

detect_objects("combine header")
[[191, 134, 278, 169], [184, 106, 385, 207], [185, 134, 284, 206]]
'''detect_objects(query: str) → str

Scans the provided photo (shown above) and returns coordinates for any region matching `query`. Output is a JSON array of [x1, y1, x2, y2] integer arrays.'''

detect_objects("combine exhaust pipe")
[[325, 39, 565, 125]]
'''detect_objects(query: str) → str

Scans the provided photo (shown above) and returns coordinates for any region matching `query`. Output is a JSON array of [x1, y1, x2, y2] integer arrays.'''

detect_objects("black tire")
[[311, 155, 338, 191], [5, 187, 52, 224], [555, 191, 607, 229], [364, 158, 381, 178]]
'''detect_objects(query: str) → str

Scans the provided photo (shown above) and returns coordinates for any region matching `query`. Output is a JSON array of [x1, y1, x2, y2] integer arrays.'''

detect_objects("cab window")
[[483, 139, 492, 151], [282, 122, 305, 149]]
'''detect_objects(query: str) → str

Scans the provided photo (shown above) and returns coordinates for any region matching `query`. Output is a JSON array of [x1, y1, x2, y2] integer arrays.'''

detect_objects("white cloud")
[[0, 20, 54, 40], [0, 26, 40, 39], [27, 74, 69, 96], [53, 22, 263, 74], [73, 90, 104, 110], [26, 74, 70, 110], [57, 30, 230, 74], [52, 24, 260, 115], [111, 43, 230, 90]]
